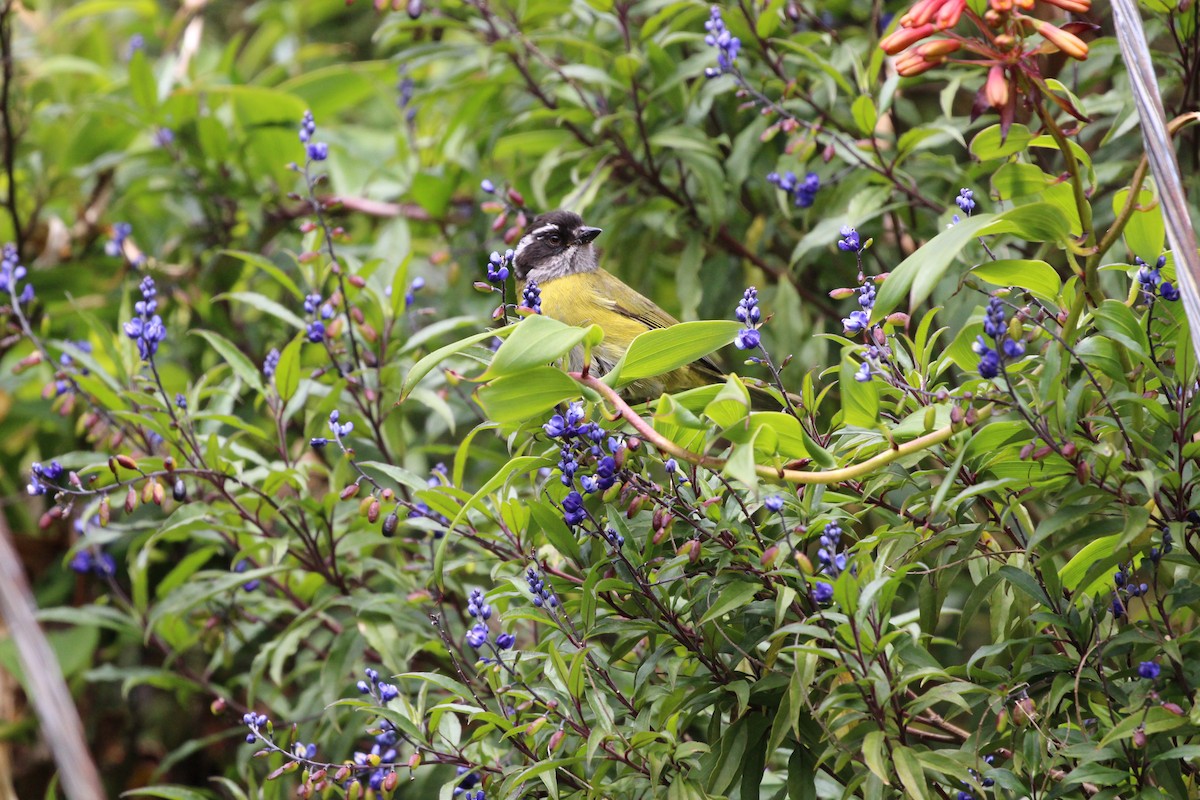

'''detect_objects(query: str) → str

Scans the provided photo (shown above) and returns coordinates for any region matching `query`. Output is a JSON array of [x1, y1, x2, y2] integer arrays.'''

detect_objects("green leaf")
[[220, 250, 303, 299], [129, 49, 157, 113], [481, 314, 602, 380], [476, 367, 582, 424], [1113, 186, 1165, 262], [122, 787, 219, 800], [1094, 299, 1150, 355], [851, 95, 878, 136], [892, 747, 932, 800], [400, 323, 517, 400], [872, 214, 996, 322], [862, 730, 890, 784], [191, 330, 264, 393], [970, 259, 1062, 302], [969, 123, 1032, 160], [840, 353, 878, 427], [609, 321, 741, 387], [274, 337, 302, 402], [215, 291, 305, 330], [699, 581, 762, 624], [872, 204, 1071, 321], [991, 162, 1054, 200], [704, 376, 751, 429]]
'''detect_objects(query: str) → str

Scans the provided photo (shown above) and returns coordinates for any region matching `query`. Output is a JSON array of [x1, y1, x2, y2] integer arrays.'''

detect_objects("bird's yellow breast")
[[534, 270, 659, 345]]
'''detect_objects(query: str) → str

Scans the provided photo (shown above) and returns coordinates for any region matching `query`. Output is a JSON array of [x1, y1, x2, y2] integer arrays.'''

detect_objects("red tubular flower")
[[881, 22, 936, 55], [895, 51, 942, 76], [1034, 19, 1089, 59], [900, 0, 950, 28], [985, 64, 1009, 108], [934, 0, 966, 29], [916, 39, 962, 57], [1042, 0, 1091, 12]]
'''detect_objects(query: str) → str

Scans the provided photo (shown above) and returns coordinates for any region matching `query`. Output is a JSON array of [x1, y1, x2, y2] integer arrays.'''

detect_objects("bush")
[[3, 0, 1200, 798]]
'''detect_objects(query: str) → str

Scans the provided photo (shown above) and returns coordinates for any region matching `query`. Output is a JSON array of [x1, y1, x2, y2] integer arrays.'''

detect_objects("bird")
[[512, 209, 728, 400]]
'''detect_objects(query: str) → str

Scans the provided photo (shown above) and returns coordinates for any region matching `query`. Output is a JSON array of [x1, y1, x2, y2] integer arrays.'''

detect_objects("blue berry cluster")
[[463, 587, 515, 654], [70, 544, 117, 578], [105, 222, 133, 258], [310, 409, 353, 448], [123, 276, 166, 361], [767, 171, 820, 208], [764, 495, 785, 513], [1149, 529, 1174, 564], [262, 347, 280, 378], [356, 667, 400, 703], [813, 521, 848, 604], [405, 276, 425, 308], [836, 225, 862, 253], [1138, 660, 1161, 680], [1134, 255, 1180, 304], [521, 279, 542, 313], [972, 296, 1025, 380], [396, 66, 416, 124], [486, 250, 513, 285], [454, 768, 484, 799], [734, 287, 762, 350], [27, 459, 63, 496], [955, 188, 976, 215], [298, 110, 328, 162], [304, 292, 333, 343], [703, 5, 741, 78], [1110, 562, 1150, 618], [0, 244, 33, 306], [233, 560, 260, 592], [956, 754, 996, 799], [409, 463, 452, 534], [352, 718, 399, 791], [842, 282, 875, 335], [543, 402, 623, 527], [52, 341, 93, 396], [242, 711, 270, 743], [526, 565, 558, 608]]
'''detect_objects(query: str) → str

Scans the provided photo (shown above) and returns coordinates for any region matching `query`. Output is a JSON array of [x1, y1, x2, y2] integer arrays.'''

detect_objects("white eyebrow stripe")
[[529, 225, 558, 237]]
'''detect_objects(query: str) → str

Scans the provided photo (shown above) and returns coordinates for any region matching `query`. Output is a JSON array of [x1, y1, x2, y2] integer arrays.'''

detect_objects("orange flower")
[[985, 65, 1009, 108], [881, 22, 936, 55], [1042, 0, 1091, 12], [916, 39, 962, 57], [1034, 19, 1089, 59]]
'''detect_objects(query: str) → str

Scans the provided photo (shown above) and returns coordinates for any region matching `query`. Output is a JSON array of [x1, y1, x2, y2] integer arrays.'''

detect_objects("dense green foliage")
[[3, 0, 1200, 798]]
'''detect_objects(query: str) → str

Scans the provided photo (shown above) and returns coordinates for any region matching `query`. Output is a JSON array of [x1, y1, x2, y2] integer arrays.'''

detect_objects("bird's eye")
[[546, 233, 562, 246]]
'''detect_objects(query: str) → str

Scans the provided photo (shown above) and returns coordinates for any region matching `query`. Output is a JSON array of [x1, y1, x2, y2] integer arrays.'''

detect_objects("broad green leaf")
[[699, 581, 762, 624], [191, 330, 264, 393], [609, 321, 741, 387], [970, 259, 1062, 302], [704, 375, 751, 429], [215, 291, 305, 330], [400, 323, 517, 399], [852, 95, 878, 136], [872, 204, 1071, 321], [892, 747, 931, 800], [476, 367, 581, 423], [129, 49, 156, 113], [274, 337, 302, 402], [480, 314, 602, 380], [969, 123, 1032, 160], [991, 162, 1054, 200], [123, 787, 220, 800], [840, 353, 878, 427], [1113, 186, 1165, 262]]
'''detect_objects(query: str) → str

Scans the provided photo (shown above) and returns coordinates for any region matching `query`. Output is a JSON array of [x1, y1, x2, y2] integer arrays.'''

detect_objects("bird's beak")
[[576, 227, 602, 244]]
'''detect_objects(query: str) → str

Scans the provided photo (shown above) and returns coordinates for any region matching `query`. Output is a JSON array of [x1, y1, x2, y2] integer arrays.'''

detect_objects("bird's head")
[[513, 210, 603, 283]]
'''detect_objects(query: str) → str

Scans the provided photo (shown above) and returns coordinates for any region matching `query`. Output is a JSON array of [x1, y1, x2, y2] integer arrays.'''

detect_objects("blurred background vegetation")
[[2, 0, 1198, 795]]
